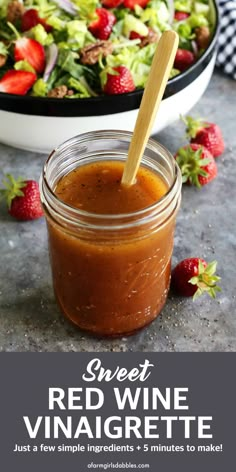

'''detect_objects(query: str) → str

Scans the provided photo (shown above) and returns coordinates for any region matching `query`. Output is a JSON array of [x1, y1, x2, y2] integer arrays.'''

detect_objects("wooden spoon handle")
[[121, 30, 179, 186]]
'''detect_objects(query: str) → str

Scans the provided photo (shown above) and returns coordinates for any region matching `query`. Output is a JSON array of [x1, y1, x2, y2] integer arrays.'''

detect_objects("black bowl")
[[0, 0, 219, 118]]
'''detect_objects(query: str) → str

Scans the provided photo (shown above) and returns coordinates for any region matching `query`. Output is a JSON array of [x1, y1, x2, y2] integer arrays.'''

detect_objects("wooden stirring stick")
[[121, 30, 179, 186]]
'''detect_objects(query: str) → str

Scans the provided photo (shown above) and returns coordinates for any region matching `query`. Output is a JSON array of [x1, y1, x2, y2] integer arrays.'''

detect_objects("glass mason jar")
[[40, 130, 182, 337]]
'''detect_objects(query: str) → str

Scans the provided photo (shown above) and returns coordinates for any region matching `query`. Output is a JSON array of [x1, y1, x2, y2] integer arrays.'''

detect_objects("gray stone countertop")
[[0, 71, 236, 352]]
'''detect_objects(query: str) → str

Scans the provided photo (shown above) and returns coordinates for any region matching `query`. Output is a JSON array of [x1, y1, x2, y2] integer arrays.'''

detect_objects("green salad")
[[0, 0, 214, 97]]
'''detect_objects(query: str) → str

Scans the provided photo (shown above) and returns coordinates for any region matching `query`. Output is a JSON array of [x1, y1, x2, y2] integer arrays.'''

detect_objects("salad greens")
[[0, 0, 214, 98]]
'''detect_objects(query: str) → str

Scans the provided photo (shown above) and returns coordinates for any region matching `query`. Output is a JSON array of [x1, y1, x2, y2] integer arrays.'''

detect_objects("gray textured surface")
[[0, 71, 235, 352]]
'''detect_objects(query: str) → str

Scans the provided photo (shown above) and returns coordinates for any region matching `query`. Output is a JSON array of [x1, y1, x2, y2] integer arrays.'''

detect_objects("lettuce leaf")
[[14, 60, 36, 73], [32, 78, 48, 96], [130, 42, 156, 86], [176, 22, 194, 40], [170, 68, 180, 78], [188, 13, 208, 28], [46, 16, 66, 31], [111, 19, 125, 38], [174, 0, 192, 13], [105, 45, 140, 70], [72, 0, 99, 20], [123, 14, 149, 37], [29, 0, 58, 17], [30, 24, 54, 46], [44, 65, 63, 88], [140, 3, 170, 31], [66, 20, 89, 48], [0, 41, 8, 56], [194, 2, 210, 15], [57, 49, 93, 79], [67, 77, 91, 97]]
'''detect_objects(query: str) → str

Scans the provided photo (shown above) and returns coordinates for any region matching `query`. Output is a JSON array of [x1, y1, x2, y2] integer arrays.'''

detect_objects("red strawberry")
[[14, 37, 46, 74], [124, 0, 150, 9], [175, 144, 217, 187], [21, 9, 39, 31], [101, 0, 124, 7], [39, 17, 52, 33], [174, 48, 195, 72], [21, 8, 52, 33], [184, 116, 225, 158], [171, 258, 221, 299], [0, 175, 43, 221], [174, 11, 190, 21], [88, 8, 116, 40], [103, 65, 135, 95], [0, 70, 37, 95], [129, 31, 143, 40]]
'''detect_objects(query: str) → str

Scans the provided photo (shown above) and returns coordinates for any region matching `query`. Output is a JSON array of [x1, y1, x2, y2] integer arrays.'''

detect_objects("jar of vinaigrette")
[[40, 131, 182, 336]]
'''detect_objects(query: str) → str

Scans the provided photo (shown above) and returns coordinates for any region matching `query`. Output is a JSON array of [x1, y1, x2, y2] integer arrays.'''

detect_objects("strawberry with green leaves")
[[14, 37, 45, 74], [183, 116, 225, 158], [175, 143, 217, 188], [172, 258, 221, 300], [0, 174, 43, 221], [103, 65, 135, 95], [7, 21, 46, 74]]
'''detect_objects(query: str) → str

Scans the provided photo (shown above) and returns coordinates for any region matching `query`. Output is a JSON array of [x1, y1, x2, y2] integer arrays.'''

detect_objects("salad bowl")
[[0, 0, 219, 154]]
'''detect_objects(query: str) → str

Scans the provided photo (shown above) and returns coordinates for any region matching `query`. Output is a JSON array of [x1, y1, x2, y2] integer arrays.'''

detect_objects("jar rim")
[[42, 130, 182, 227]]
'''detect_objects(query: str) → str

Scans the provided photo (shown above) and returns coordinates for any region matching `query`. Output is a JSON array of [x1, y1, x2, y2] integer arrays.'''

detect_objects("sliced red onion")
[[52, 0, 77, 15], [43, 44, 58, 82], [191, 40, 198, 56], [166, 0, 174, 25]]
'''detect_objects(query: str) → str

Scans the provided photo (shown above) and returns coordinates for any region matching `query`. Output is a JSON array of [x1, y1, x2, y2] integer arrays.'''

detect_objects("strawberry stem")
[[189, 260, 221, 300], [182, 115, 209, 139], [7, 22, 21, 40], [0, 174, 26, 209], [175, 145, 210, 188]]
